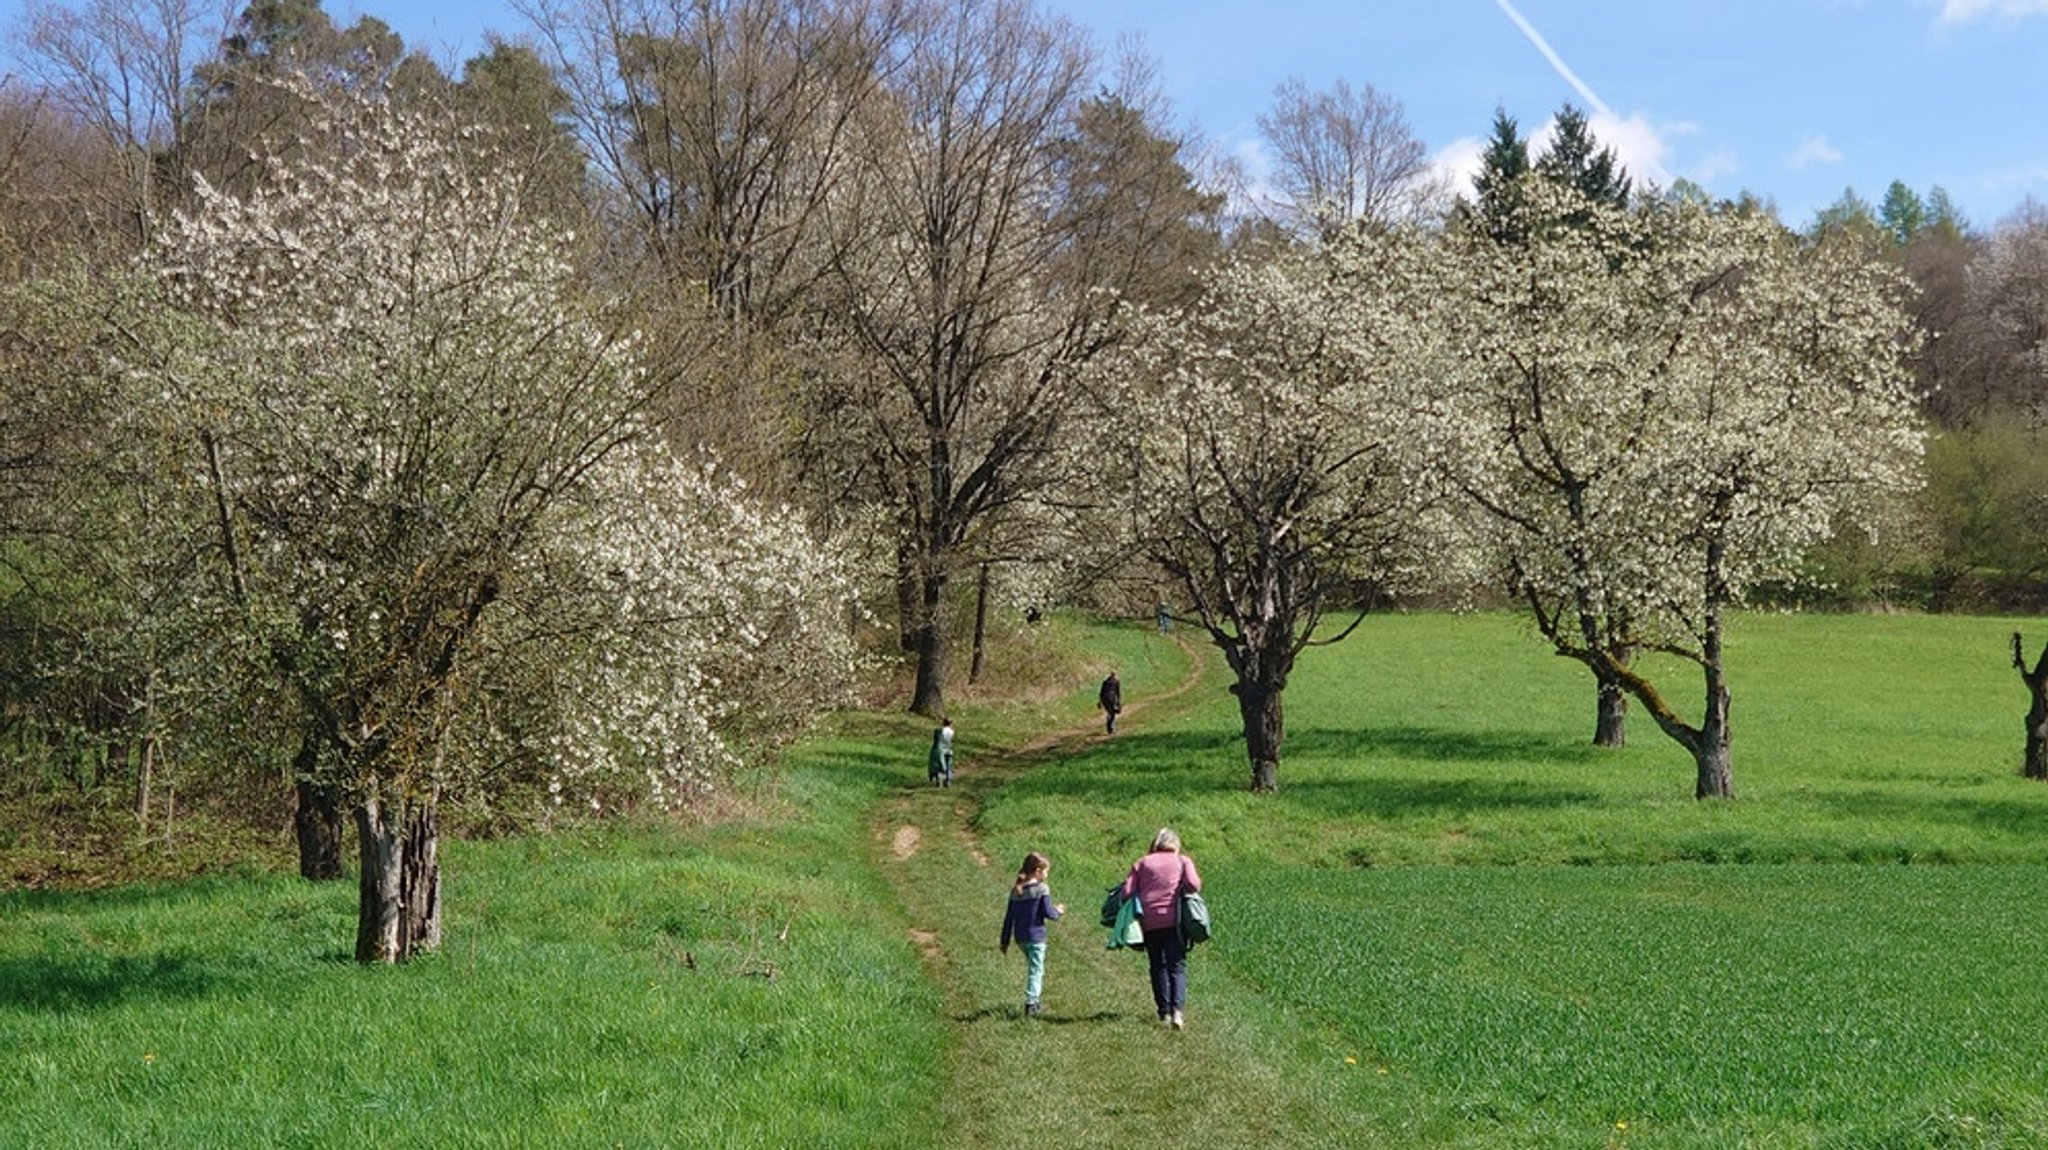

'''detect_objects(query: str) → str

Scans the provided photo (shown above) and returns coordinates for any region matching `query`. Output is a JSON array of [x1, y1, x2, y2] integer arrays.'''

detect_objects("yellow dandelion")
[[1615, 1120, 1629, 1131], [1344, 1056, 1358, 1065], [1377, 1066, 1390, 1076], [143, 1052, 157, 1065]]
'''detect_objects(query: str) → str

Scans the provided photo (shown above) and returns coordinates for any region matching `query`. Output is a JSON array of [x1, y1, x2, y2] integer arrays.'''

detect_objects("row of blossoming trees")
[[1093, 179, 1924, 799], [3, 82, 862, 961]]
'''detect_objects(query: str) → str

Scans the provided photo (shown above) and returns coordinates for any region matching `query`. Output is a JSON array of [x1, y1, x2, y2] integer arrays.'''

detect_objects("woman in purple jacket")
[[1119, 827, 1201, 1029]]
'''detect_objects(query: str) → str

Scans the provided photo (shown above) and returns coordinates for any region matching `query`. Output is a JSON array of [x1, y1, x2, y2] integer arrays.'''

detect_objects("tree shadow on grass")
[[1013, 726, 1606, 816], [0, 951, 219, 1013], [1284, 725, 1603, 768], [1810, 787, 2048, 851], [1276, 775, 1603, 820]]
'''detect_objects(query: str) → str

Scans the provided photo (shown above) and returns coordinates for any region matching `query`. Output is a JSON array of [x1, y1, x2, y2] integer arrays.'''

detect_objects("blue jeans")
[[1141, 926, 1187, 1016], [1022, 941, 1047, 1004]]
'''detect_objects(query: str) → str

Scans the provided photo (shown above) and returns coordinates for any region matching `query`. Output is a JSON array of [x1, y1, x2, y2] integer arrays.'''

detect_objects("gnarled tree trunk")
[[1689, 601, 1735, 799], [2016, 633, 2048, 781], [1593, 669, 1628, 748], [1233, 678, 1285, 794], [353, 788, 441, 964]]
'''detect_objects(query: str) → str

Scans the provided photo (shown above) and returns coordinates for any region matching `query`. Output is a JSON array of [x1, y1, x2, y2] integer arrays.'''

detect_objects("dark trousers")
[[1141, 926, 1186, 1016]]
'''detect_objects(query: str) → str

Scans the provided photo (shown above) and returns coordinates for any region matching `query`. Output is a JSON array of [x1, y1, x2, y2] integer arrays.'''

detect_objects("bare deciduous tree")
[[528, 0, 900, 326], [1254, 75, 1442, 239], [12, 0, 232, 249], [815, 0, 1105, 716]]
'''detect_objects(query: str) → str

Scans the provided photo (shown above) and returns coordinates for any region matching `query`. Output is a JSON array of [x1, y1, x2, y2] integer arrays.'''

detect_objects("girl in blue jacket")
[[999, 852, 1066, 1017]]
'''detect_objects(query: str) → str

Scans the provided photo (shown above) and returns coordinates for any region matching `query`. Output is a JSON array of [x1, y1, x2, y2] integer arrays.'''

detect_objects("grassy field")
[[6, 611, 2048, 1148]]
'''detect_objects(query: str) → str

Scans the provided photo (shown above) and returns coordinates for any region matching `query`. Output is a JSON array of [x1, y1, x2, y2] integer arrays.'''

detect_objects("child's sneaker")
[[1170, 1010, 1184, 1030]]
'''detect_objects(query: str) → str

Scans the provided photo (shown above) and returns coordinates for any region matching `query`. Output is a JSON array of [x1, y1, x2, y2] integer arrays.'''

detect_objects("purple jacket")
[[1001, 880, 1063, 946]]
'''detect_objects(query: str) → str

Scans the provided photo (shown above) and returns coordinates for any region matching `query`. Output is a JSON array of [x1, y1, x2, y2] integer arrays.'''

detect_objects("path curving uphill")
[[867, 635, 1386, 1149]]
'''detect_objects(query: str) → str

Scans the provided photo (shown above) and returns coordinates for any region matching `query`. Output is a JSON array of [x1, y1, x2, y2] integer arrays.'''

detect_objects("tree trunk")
[[1592, 670, 1628, 748], [1694, 617, 1735, 799], [293, 736, 346, 881], [969, 561, 990, 685], [353, 789, 442, 964], [1235, 680, 1285, 793], [136, 738, 153, 828], [135, 669, 158, 826], [2016, 633, 2048, 780], [895, 542, 921, 655], [909, 571, 949, 717]]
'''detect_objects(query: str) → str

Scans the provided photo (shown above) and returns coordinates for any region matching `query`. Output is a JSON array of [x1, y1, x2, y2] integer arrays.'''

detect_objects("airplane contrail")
[[1493, 0, 1614, 118]]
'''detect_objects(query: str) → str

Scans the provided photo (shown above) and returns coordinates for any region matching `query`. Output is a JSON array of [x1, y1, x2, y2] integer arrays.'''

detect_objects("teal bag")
[[1106, 887, 1145, 950], [1098, 884, 1124, 927], [1178, 890, 1211, 946]]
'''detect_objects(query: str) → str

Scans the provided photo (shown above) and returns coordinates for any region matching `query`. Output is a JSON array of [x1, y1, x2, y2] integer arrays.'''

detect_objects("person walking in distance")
[[999, 852, 1066, 1017], [1098, 671, 1122, 734], [1119, 827, 1201, 1028], [928, 716, 955, 787]]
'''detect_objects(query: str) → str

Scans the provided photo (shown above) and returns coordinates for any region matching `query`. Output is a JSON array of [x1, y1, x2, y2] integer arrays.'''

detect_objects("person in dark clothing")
[[1098, 672, 1122, 733]]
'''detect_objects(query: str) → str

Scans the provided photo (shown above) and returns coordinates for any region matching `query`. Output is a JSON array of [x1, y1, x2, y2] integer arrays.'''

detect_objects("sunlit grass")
[[9, 611, 2048, 1148], [981, 611, 2048, 872], [1224, 863, 2048, 1149], [0, 818, 944, 1148]]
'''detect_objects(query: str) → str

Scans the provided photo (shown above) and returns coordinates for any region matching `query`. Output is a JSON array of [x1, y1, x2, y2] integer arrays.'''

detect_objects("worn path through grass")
[[870, 641, 1403, 1150]]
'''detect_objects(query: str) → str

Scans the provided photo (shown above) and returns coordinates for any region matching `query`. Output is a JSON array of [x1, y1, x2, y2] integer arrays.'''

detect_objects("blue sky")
[[1037, 0, 2048, 229], [6, 0, 2045, 229]]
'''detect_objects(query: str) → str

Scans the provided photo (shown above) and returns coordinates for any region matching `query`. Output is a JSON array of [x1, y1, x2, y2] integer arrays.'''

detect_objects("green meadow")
[[7, 612, 2048, 1148]]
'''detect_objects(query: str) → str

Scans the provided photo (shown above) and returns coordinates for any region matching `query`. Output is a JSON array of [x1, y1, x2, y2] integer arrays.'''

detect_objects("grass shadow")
[[951, 1006, 1131, 1026], [1005, 726, 1608, 814], [1284, 725, 1603, 768], [1813, 787, 2048, 846], [1037, 1010, 1129, 1026], [0, 951, 219, 1013], [1276, 775, 1605, 819]]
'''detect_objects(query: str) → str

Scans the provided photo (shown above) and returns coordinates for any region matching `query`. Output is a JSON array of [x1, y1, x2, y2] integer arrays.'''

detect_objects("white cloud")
[[1434, 116, 1685, 201], [1688, 148, 1742, 186], [1981, 162, 2048, 194], [1585, 111, 1673, 189], [1527, 110, 1675, 191], [1939, 0, 2048, 23], [1431, 136, 1489, 200], [1786, 136, 1845, 170]]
